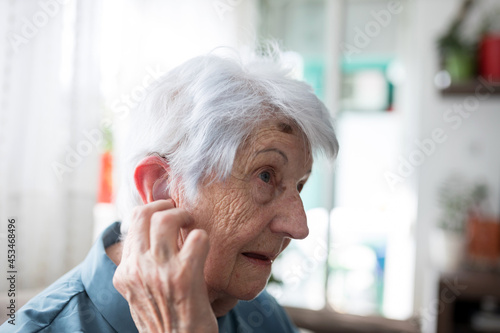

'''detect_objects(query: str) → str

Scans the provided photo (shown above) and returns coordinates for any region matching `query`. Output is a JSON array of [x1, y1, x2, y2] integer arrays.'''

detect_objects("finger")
[[123, 199, 176, 257], [178, 229, 210, 277], [150, 208, 194, 262]]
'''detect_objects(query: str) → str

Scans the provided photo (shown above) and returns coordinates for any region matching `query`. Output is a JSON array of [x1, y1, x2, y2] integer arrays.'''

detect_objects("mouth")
[[242, 252, 275, 266]]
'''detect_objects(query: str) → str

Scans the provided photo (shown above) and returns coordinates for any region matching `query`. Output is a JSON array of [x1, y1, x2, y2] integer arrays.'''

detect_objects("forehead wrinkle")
[[254, 148, 288, 164]]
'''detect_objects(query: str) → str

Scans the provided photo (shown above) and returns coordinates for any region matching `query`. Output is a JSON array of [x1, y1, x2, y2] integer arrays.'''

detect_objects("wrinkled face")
[[179, 122, 312, 302]]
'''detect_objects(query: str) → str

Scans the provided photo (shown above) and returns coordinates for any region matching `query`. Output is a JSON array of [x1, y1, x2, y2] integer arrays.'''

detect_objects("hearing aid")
[[152, 175, 169, 201]]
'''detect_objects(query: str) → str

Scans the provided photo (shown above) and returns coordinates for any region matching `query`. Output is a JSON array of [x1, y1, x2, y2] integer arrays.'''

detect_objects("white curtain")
[[0, 0, 102, 291]]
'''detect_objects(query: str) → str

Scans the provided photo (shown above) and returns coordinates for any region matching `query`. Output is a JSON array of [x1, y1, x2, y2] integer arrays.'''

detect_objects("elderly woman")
[[3, 50, 338, 332]]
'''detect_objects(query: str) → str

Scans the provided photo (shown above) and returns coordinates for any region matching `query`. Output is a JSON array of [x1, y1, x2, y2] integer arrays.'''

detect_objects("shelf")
[[439, 77, 500, 96], [285, 306, 419, 333], [437, 270, 500, 333]]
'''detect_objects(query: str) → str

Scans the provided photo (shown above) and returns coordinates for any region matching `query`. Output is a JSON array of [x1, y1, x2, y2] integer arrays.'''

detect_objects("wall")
[[408, 0, 500, 332]]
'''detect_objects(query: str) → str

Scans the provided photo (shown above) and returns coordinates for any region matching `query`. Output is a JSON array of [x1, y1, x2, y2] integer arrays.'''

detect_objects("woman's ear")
[[134, 155, 171, 204]]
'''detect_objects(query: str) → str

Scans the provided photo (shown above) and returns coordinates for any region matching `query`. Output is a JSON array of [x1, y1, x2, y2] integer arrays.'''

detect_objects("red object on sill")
[[97, 151, 113, 203], [467, 215, 500, 264], [479, 34, 500, 82]]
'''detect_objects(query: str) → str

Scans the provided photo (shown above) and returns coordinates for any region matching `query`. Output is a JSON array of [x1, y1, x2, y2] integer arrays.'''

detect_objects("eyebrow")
[[254, 148, 289, 164]]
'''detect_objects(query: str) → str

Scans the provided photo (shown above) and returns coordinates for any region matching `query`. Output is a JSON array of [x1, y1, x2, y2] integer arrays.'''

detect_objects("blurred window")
[[260, 0, 416, 321]]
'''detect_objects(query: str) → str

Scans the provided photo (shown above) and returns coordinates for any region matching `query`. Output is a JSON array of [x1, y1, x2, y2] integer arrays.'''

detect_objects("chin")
[[233, 278, 269, 301], [237, 289, 265, 301], [210, 259, 273, 301]]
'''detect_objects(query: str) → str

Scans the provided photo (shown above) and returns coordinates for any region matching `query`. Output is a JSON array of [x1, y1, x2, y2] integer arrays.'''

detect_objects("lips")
[[242, 252, 276, 266]]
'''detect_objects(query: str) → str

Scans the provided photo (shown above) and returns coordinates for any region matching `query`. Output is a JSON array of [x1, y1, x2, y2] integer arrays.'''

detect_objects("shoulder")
[[2, 266, 84, 332], [0, 266, 114, 333], [220, 291, 299, 333]]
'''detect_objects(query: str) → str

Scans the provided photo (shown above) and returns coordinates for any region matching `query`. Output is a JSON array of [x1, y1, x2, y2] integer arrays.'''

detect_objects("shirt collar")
[[80, 221, 138, 333]]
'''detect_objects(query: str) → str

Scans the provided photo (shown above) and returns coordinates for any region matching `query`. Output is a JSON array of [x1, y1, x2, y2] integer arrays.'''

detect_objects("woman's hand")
[[113, 199, 217, 333]]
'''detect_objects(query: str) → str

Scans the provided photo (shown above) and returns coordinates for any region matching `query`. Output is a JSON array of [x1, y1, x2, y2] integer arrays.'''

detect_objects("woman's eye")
[[259, 171, 271, 183], [297, 183, 304, 193]]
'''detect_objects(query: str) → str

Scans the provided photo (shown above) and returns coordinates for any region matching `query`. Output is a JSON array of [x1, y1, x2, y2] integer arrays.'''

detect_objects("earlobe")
[[134, 155, 171, 204]]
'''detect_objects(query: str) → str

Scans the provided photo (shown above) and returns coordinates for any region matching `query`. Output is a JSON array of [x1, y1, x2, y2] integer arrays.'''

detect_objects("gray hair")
[[118, 49, 339, 233]]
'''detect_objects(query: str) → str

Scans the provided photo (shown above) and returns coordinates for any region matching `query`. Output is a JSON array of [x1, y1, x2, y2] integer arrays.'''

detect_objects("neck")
[[209, 290, 238, 317], [106, 241, 123, 266]]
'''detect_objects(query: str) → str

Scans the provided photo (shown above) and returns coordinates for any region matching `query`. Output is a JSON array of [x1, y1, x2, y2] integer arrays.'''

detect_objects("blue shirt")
[[1, 222, 298, 333]]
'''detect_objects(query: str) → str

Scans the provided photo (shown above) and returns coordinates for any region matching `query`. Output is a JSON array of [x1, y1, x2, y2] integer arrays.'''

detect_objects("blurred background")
[[1, 0, 500, 332]]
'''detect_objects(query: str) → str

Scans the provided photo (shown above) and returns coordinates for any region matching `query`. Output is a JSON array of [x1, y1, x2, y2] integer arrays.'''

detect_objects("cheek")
[[189, 182, 276, 270], [201, 188, 258, 246], [251, 180, 275, 205]]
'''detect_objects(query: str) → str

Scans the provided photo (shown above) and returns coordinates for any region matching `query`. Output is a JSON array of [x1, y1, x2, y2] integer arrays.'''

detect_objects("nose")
[[269, 191, 309, 239]]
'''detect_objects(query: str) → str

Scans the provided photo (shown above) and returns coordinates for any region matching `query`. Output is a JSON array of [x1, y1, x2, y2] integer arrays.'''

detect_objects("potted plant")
[[466, 184, 500, 268], [437, 0, 477, 83], [430, 176, 472, 272]]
